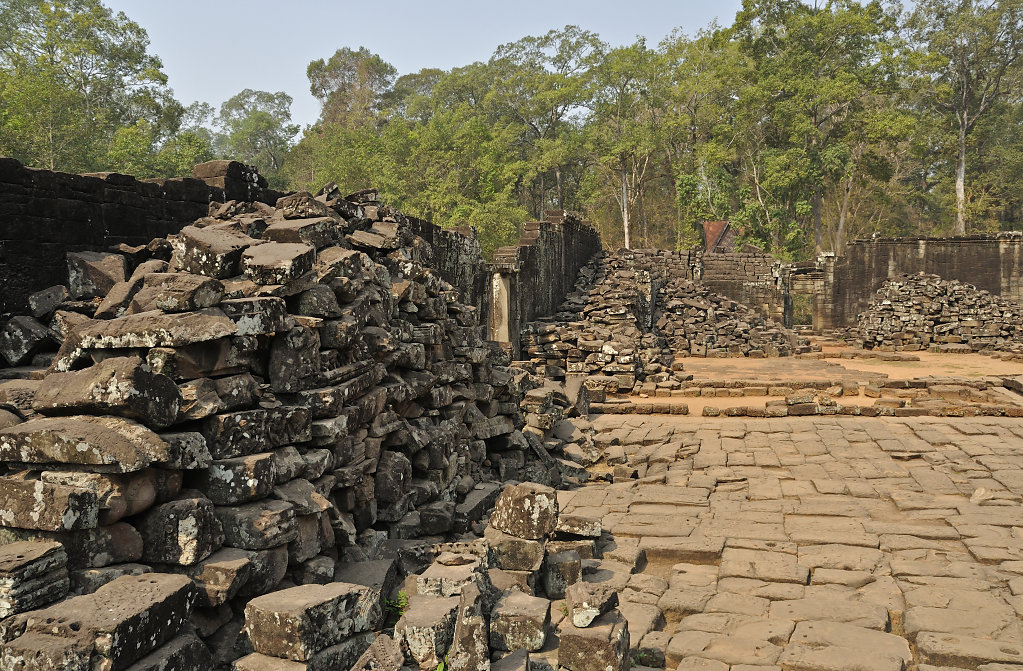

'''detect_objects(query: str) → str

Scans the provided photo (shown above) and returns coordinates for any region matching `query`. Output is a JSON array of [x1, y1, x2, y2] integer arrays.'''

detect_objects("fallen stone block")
[[3, 573, 196, 670], [0, 316, 53, 366], [490, 589, 550, 652], [190, 452, 277, 505], [122, 631, 214, 671], [490, 482, 559, 540], [0, 476, 99, 531], [130, 272, 225, 313], [559, 609, 629, 671], [173, 224, 259, 279], [244, 581, 375, 661], [446, 582, 490, 671], [542, 549, 581, 599], [67, 251, 127, 298], [243, 242, 316, 285], [137, 495, 225, 565], [394, 595, 459, 670], [485, 525, 545, 572], [566, 581, 619, 628], [32, 356, 182, 429], [215, 499, 297, 550], [0, 415, 171, 472], [0, 540, 68, 617]]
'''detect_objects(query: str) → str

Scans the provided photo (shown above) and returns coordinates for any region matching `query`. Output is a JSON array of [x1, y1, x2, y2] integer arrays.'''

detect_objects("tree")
[[907, 0, 1023, 235], [307, 46, 397, 127], [215, 89, 299, 189], [584, 39, 660, 249], [733, 0, 894, 256], [0, 0, 172, 171]]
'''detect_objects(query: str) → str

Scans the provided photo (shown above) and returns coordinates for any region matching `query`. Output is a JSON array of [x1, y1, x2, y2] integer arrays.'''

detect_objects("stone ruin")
[[520, 249, 802, 395], [857, 272, 1023, 354], [0, 185, 645, 671]]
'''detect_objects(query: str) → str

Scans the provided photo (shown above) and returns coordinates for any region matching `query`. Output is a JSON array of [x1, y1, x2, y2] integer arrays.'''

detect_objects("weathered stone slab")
[[0, 415, 170, 472], [215, 499, 297, 550], [67, 251, 128, 298], [33, 356, 182, 429], [137, 496, 224, 565], [490, 589, 550, 652], [242, 242, 316, 285], [174, 224, 259, 279], [559, 609, 630, 671], [490, 483, 559, 540], [0, 476, 99, 531]]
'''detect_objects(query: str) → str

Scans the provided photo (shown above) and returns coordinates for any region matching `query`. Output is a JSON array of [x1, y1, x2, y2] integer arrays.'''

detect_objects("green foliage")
[[384, 590, 409, 617], [7, 3, 1023, 257]]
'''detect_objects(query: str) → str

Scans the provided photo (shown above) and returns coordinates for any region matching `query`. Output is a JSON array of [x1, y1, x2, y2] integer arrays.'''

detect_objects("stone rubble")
[[858, 272, 1023, 353], [521, 249, 798, 396]]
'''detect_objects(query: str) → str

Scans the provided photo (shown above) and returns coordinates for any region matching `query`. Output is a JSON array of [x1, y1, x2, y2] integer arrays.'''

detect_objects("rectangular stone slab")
[[0, 415, 171, 472], [244, 581, 374, 661], [0, 477, 99, 531]]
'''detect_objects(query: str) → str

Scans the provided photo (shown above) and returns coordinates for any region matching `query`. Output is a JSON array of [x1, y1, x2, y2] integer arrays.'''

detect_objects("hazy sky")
[[102, 0, 745, 129]]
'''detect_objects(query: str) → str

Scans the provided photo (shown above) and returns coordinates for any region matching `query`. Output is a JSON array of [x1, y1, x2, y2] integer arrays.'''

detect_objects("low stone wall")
[[0, 158, 283, 315]]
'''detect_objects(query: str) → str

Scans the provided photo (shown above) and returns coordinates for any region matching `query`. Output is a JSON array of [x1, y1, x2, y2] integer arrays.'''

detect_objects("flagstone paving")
[[563, 415, 1023, 670]]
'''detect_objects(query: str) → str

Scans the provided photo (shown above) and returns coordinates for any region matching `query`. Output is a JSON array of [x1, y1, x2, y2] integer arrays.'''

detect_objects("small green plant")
[[560, 603, 569, 617], [385, 590, 409, 617]]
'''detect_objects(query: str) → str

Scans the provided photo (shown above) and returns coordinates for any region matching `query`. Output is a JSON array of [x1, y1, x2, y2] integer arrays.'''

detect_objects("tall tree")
[[733, 0, 893, 256], [907, 0, 1023, 235], [307, 46, 397, 127], [0, 0, 172, 171], [215, 89, 298, 189]]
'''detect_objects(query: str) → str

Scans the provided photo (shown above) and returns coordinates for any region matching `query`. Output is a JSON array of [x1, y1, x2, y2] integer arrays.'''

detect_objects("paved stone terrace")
[[561, 415, 1023, 670]]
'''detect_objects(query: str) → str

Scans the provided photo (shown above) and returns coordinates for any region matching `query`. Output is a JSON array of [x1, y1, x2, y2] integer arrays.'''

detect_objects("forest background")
[[3, 0, 1023, 259]]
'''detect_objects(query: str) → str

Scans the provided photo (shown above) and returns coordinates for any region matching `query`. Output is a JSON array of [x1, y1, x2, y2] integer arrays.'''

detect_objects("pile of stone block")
[[0, 186, 546, 667], [858, 272, 1023, 352], [521, 249, 795, 393]]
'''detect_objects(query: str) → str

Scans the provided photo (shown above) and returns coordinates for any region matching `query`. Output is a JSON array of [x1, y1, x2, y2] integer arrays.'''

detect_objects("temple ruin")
[[3, 159, 1023, 670]]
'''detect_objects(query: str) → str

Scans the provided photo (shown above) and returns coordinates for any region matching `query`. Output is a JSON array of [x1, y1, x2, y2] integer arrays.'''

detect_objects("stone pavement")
[[562, 415, 1023, 670]]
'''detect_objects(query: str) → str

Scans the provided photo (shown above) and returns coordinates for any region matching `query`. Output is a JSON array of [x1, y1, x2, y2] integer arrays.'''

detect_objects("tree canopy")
[[5, 0, 1023, 259]]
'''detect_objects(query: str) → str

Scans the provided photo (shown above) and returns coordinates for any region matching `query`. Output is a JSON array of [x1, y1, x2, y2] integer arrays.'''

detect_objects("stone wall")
[[0, 158, 283, 316], [490, 212, 603, 358], [819, 234, 1023, 329], [702, 251, 791, 327]]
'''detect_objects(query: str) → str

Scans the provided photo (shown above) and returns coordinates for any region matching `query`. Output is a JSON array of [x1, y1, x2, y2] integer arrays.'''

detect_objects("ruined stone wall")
[[491, 212, 603, 358], [701, 251, 791, 326], [0, 158, 283, 316], [404, 219, 491, 322], [822, 235, 1023, 329]]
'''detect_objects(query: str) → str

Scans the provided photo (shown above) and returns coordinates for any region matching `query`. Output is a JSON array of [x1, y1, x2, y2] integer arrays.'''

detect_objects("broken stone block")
[[0, 316, 53, 366], [0, 415, 171, 472], [485, 525, 545, 572], [542, 550, 581, 599], [349, 632, 404, 671], [40, 469, 158, 525], [121, 631, 214, 671], [296, 555, 335, 585], [137, 495, 225, 565], [375, 451, 412, 503], [263, 217, 339, 249], [32, 356, 182, 429], [3, 573, 196, 671], [244, 581, 375, 661], [419, 500, 456, 535], [0, 475, 99, 531], [394, 595, 459, 670], [490, 482, 559, 540], [129, 272, 224, 313], [417, 553, 486, 598], [200, 406, 310, 459], [565, 581, 619, 628], [556, 514, 603, 538], [446, 582, 490, 671], [173, 224, 259, 279], [0, 540, 68, 617], [67, 250, 128, 298], [333, 559, 397, 631], [68, 562, 151, 595], [559, 610, 630, 671], [242, 242, 316, 285], [160, 432, 213, 471], [235, 545, 290, 598], [28, 285, 69, 320], [190, 452, 277, 505], [490, 589, 550, 652], [234, 633, 374, 671], [170, 546, 252, 608], [215, 499, 297, 550], [219, 297, 292, 336], [269, 325, 321, 392], [492, 649, 529, 671]]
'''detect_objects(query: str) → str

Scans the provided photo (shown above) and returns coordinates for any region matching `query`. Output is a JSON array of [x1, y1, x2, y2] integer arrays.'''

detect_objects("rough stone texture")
[[243, 581, 374, 661], [489, 589, 550, 652], [32, 356, 182, 429], [136, 495, 225, 565], [559, 610, 630, 671], [490, 483, 559, 540]]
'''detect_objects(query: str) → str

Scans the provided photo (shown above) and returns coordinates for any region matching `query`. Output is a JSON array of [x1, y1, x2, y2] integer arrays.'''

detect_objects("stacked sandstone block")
[[0, 185, 532, 666], [858, 272, 1023, 353], [521, 249, 795, 393]]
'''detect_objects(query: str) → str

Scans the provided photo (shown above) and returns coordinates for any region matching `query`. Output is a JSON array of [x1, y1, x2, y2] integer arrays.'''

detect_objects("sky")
[[102, 0, 745, 129]]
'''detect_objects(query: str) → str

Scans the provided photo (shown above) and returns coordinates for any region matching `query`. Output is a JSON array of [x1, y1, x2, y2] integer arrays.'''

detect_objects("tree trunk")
[[556, 166, 564, 209], [955, 120, 967, 236], [621, 164, 631, 250], [835, 168, 855, 254], [813, 187, 823, 256]]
